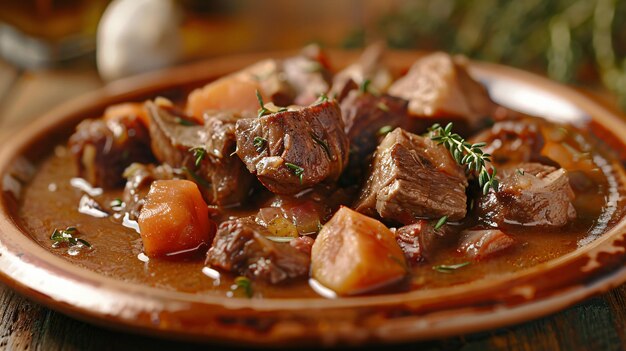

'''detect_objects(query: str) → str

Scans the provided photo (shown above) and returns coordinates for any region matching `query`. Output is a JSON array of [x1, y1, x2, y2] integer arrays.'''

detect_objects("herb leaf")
[[434, 215, 448, 230], [359, 79, 371, 94], [189, 147, 207, 167], [233, 276, 253, 298], [51, 227, 92, 248], [377, 102, 389, 112], [316, 93, 329, 104], [432, 262, 470, 273], [516, 168, 525, 175], [310, 133, 331, 159], [429, 122, 499, 194], [285, 162, 304, 184], [256, 90, 270, 118], [253, 136, 267, 153], [175, 117, 197, 126], [378, 125, 394, 137]]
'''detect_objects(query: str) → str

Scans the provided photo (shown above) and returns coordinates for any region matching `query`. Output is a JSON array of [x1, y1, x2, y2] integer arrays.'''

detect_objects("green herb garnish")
[[189, 147, 207, 167], [175, 117, 197, 126], [516, 168, 525, 175], [377, 102, 389, 112], [110, 198, 123, 210], [429, 122, 499, 194], [434, 215, 448, 230], [378, 125, 394, 137], [359, 79, 372, 94], [51, 227, 92, 248], [233, 276, 253, 298], [316, 93, 329, 104], [285, 162, 304, 183], [256, 90, 270, 118], [310, 133, 331, 159], [253, 136, 267, 153], [432, 262, 470, 273]]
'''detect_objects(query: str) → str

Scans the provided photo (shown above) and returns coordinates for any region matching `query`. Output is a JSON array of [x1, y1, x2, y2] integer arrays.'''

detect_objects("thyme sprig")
[[432, 262, 470, 273], [189, 147, 206, 167], [253, 136, 267, 153], [429, 123, 499, 194], [256, 90, 270, 118], [285, 162, 304, 183], [434, 215, 448, 230], [51, 227, 91, 248]]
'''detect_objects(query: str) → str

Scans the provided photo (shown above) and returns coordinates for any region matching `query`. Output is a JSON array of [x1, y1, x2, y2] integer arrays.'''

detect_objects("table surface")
[[1, 59, 626, 351]]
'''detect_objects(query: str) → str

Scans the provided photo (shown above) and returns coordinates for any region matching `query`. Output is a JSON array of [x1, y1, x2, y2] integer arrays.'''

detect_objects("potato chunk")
[[311, 207, 408, 295], [138, 180, 215, 257]]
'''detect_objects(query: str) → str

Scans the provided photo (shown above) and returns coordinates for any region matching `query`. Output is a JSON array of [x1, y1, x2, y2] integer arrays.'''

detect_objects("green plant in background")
[[344, 0, 626, 110]]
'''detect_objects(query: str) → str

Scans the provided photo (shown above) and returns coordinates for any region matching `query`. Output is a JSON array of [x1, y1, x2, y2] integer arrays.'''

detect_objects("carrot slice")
[[138, 180, 215, 257]]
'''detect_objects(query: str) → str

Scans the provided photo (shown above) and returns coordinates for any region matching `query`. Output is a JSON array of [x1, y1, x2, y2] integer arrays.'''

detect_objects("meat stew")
[[18, 47, 626, 299]]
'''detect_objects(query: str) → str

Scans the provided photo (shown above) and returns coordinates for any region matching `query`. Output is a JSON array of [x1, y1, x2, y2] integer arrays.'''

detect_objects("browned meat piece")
[[476, 163, 576, 227], [235, 100, 349, 194], [469, 120, 558, 167], [68, 112, 153, 188], [354, 128, 468, 225], [146, 100, 254, 206], [387, 52, 497, 128], [340, 91, 412, 175], [206, 217, 310, 284], [395, 220, 455, 265], [282, 44, 332, 105], [290, 236, 314, 255], [458, 229, 515, 260], [122, 163, 178, 220], [329, 42, 393, 101]]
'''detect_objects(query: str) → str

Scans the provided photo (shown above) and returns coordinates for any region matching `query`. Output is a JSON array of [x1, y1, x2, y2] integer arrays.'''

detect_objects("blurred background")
[[0, 0, 625, 131]]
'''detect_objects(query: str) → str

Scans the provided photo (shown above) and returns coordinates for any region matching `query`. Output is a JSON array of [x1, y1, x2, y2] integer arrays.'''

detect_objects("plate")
[[1, 50, 626, 347]]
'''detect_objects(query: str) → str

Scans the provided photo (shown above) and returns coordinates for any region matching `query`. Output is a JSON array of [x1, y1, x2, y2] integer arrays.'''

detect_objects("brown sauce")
[[19, 138, 626, 298]]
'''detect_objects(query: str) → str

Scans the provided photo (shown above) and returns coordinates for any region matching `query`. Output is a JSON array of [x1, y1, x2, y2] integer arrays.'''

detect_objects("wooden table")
[[1, 60, 626, 351]]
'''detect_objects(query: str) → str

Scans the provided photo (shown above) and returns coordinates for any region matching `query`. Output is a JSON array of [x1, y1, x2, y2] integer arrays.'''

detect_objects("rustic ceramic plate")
[[1, 51, 626, 347]]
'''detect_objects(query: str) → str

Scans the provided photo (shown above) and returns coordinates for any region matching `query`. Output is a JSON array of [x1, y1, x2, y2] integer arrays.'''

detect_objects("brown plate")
[[1, 51, 626, 347]]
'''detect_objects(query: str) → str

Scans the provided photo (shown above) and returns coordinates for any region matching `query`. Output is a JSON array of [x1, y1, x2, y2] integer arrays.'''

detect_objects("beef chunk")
[[469, 120, 558, 167], [282, 44, 332, 105], [206, 217, 310, 284], [476, 163, 576, 227], [68, 108, 153, 188], [122, 163, 178, 220], [387, 52, 497, 128], [146, 100, 254, 206], [329, 42, 392, 101], [340, 91, 411, 174], [235, 100, 349, 194], [354, 128, 468, 224], [458, 229, 515, 260], [395, 220, 455, 265]]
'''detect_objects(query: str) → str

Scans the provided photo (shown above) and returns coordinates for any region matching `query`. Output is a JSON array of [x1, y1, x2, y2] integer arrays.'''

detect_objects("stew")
[[18, 46, 626, 299]]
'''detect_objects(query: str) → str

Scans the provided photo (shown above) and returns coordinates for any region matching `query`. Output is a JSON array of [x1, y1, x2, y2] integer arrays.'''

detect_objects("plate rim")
[[1, 50, 626, 346]]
